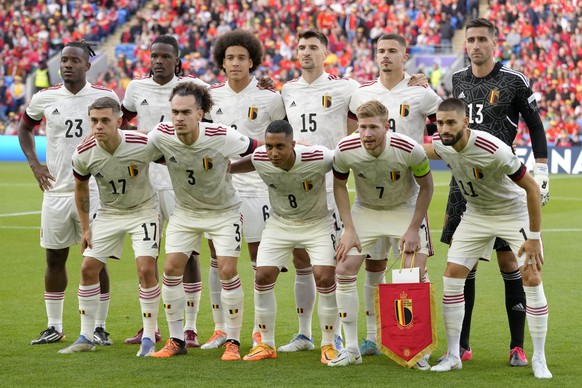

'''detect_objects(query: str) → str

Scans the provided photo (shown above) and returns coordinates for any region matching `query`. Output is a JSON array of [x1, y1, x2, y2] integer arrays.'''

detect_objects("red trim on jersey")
[[338, 137, 361, 152], [347, 111, 358, 121], [508, 163, 527, 181], [332, 168, 350, 180], [38, 84, 63, 93], [474, 136, 498, 154], [125, 133, 148, 144], [23, 111, 42, 126], [157, 123, 174, 135], [132, 75, 150, 80], [253, 151, 269, 161], [77, 140, 97, 154], [154, 156, 166, 164], [205, 126, 227, 137], [301, 150, 324, 161], [359, 80, 377, 88], [179, 75, 200, 80], [241, 138, 258, 157], [254, 84, 277, 93], [91, 85, 114, 92], [390, 137, 414, 153], [73, 170, 91, 181], [210, 82, 226, 89]]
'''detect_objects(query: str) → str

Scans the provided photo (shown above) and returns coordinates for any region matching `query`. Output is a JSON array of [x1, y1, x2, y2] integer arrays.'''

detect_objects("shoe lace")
[[223, 341, 238, 353], [512, 347, 526, 360], [210, 330, 225, 341]]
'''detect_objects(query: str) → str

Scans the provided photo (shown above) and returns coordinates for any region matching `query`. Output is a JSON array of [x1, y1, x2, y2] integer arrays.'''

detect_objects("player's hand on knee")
[[336, 230, 361, 262], [533, 163, 550, 206], [81, 230, 92, 252], [518, 239, 544, 273]]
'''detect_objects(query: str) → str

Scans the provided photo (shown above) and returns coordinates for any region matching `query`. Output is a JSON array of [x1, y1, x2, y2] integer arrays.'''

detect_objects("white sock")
[[45, 291, 64, 333], [221, 275, 244, 342], [140, 285, 160, 342], [442, 276, 466, 359], [78, 283, 100, 340], [161, 274, 185, 340], [255, 282, 276, 348], [524, 283, 549, 358], [295, 267, 316, 338], [94, 292, 110, 330], [317, 283, 337, 347], [184, 282, 202, 332], [336, 275, 359, 352], [209, 259, 226, 332], [364, 269, 385, 343]]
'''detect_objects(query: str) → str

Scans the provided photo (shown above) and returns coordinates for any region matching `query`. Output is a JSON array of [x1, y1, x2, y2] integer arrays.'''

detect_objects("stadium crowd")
[[1, 0, 581, 146]]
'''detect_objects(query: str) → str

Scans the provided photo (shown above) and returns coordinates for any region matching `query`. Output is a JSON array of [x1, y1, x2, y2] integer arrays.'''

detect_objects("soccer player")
[[229, 120, 338, 364], [203, 29, 286, 349], [348, 33, 441, 357], [442, 18, 550, 366], [58, 97, 163, 356], [148, 82, 258, 361], [427, 98, 551, 379], [279, 29, 360, 352], [18, 41, 117, 346], [121, 35, 207, 347], [330, 100, 433, 367]]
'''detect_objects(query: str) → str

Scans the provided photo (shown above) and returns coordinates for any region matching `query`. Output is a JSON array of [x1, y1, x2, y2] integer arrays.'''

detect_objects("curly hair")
[[170, 82, 214, 114], [212, 29, 263, 73]]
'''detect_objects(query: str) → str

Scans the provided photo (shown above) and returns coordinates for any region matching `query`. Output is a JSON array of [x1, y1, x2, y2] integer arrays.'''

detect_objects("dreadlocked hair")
[[65, 40, 96, 59], [149, 34, 183, 77]]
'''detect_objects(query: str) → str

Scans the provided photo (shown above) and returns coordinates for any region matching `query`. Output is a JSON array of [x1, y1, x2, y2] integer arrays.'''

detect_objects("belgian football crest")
[[322, 95, 332, 108], [399, 103, 410, 118], [128, 165, 139, 177], [489, 88, 500, 105], [389, 171, 401, 181], [394, 296, 413, 327], [473, 167, 484, 180], [248, 106, 258, 121], [302, 180, 313, 191], [202, 157, 213, 171]]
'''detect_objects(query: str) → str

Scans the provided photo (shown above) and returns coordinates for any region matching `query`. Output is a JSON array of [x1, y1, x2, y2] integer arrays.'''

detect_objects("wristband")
[[528, 231, 541, 240]]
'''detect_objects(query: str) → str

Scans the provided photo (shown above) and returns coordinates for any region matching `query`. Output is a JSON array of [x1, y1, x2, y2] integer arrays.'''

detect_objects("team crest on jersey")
[[489, 88, 500, 105], [322, 95, 332, 108], [395, 297, 413, 327], [399, 103, 410, 118], [248, 106, 258, 121], [202, 158, 213, 171], [473, 167, 484, 180], [389, 171, 401, 181], [128, 165, 139, 177], [302, 180, 313, 191]]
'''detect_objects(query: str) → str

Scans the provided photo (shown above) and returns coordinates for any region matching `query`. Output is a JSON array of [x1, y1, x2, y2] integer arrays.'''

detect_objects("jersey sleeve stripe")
[[23, 111, 42, 126], [508, 163, 527, 181], [157, 124, 174, 135], [126, 138, 148, 145], [474, 136, 498, 154], [240, 138, 257, 157], [77, 140, 97, 154], [121, 104, 137, 121], [73, 170, 91, 181], [338, 137, 361, 151], [332, 167, 349, 180], [390, 138, 414, 153]]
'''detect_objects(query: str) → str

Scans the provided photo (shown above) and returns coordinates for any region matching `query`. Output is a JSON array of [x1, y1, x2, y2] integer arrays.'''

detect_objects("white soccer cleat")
[[277, 333, 315, 352], [136, 337, 156, 357], [327, 348, 363, 367], [431, 354, 462, 372], [532, 354, 552, 379], [200, 330, 227, 350], [58, 335, 96, 354], [414, 355, 431, 370]]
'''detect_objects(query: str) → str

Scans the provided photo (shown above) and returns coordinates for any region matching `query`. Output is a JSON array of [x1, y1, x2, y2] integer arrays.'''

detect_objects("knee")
[[254, 268, 277, 285], [137, 258, 157, 284], [46, 249, 68, 270]]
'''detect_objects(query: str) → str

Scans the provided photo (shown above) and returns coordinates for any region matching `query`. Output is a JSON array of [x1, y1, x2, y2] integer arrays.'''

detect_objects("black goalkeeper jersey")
[[452, 61, 547, 159]]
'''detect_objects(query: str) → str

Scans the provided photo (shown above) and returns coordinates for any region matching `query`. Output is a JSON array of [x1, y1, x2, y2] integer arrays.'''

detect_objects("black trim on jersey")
[[73, 170, 91, 181], [23, 111, 42, 127], [508, 163, 527, 181], [154, 156, 166, 164], [332, 168, 349, 180], [240, 138, 258, 157], [121, 104, 137, 125], [347, 111, 358, 121]]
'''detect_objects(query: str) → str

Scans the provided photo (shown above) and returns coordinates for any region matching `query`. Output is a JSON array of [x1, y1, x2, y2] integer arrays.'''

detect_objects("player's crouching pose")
[[330, 100, 434, 367], [426, 98, 551, 379], [230, 120, 339, 364], [148, 82, 259, 361], [59, 97, 164, 356]]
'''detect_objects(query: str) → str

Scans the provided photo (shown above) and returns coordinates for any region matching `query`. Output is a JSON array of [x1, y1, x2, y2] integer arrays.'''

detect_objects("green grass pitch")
[[0, 162, 580, 386]]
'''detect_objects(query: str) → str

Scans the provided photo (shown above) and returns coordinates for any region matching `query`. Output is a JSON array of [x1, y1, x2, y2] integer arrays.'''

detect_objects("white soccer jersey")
[[122, 74, 208, 190], [252, 145, 333, 224], [72, 130, 162, 212], [333, 132, 430, 210], [282, 72, 360, 151], [24, 82, 120, 193], [432, 130, 528, 216], [149, 121, 256, 213], [349, 74, 441, 144], [208, 77, 286, 196]]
